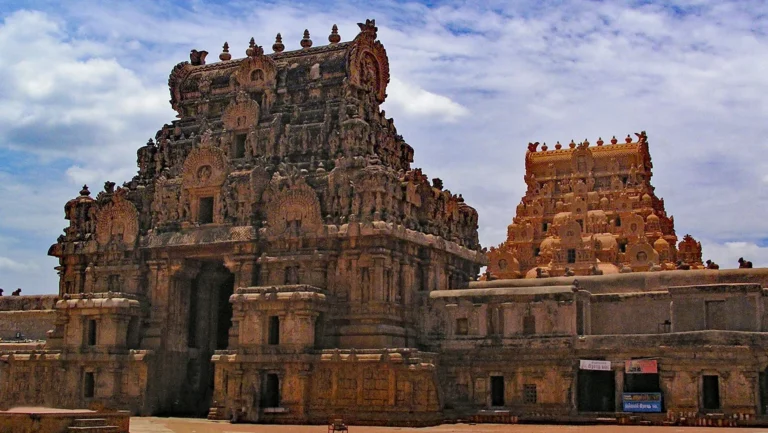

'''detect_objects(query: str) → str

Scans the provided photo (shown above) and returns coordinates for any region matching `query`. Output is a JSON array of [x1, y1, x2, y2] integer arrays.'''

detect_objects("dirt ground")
[[129, 417, 768, 433]]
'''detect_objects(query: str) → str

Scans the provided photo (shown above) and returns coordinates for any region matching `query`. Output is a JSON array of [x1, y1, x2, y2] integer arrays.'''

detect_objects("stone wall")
[[0, 295, 57, 341]]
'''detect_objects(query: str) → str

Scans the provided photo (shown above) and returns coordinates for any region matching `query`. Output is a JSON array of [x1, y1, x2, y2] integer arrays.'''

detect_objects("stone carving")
[[94, 193, 140, 248]]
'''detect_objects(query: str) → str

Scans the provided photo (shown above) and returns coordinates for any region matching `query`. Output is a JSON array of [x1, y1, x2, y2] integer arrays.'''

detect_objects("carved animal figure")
[[564, 267, 575, 276], [738, 257, 753, 269], [705, 260, 720, 270], [190, 49, 209, 66], [11, 288, 21, 296], [675, 261, 691, 270], [535, 267, 550, 278], [589, 264, 603, 275]]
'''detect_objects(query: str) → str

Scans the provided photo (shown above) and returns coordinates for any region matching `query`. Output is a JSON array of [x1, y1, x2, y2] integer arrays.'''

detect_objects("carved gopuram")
[[0, 20, 483, 425], [486, 133, 704, 280]]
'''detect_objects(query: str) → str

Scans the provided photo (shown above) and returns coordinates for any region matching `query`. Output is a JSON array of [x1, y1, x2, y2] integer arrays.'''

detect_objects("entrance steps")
[[207, 405, 226, 420], [67, 418, 120, 432]]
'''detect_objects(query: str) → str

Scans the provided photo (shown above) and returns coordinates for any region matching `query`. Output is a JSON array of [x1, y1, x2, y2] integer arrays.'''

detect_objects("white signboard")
[[580, 360, 612, 371]]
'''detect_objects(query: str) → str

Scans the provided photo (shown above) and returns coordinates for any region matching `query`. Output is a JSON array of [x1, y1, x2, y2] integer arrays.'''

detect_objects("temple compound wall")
[[1, 17, 768, 428], [0, 296, 57, 341], [428, 269, 768, 424]]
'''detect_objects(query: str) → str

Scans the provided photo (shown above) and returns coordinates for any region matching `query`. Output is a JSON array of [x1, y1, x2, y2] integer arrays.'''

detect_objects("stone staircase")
[[207, 405, 226, 420], [67, 418, 120, 432]]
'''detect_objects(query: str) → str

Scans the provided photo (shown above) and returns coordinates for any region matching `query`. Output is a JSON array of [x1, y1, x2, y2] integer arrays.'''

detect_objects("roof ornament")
[[597, 137, 604, 146], [541, 142, 548, 151], [329, 24, 341, 44], [272, 33, 285, 53], [357, 19, 378, 36], [625, 134, 632, 143], [79, 185, 91, 197], [246, 37, 256, 56], [301, 29, 313, 49], [569, 139, 576, 149], [555, 141, 562, 150], [611, 135, 618, 144], [219, 42, 231, 61], [189, 49, 208, 66]]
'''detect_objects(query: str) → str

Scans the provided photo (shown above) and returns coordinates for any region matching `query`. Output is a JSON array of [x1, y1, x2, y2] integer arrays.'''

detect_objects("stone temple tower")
[[22, 20, 485, 424], [486, 133, 703, 279]]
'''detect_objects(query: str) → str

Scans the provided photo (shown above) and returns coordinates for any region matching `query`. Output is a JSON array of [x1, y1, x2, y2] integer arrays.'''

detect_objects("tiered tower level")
[[38, 20, 484, 421], [486, 133, 703, 279]]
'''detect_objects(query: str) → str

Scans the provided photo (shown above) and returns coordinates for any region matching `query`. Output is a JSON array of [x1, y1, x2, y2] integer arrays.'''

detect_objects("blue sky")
[[1, 0, 768, 294]]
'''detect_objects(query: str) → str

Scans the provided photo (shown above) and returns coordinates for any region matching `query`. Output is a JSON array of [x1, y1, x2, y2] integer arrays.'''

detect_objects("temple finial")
[[246, 37, 255, 56], [219, 42, 231, 61], [272, 33, 285, 53], [301, 29, 313, 49], [329, 24, 341, 44]]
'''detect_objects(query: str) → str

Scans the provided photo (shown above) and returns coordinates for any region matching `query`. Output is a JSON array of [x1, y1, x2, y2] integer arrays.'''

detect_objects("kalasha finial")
[[329, 24, 341, 44], [583, 138, 590, 147], [301, 29, 313, 49], [219, 42, 231, 61], [272, 33, 285, 53], [555, 141, 562, 150], [625, 134, 632, 143], [597, 137, 604, 146], [541, 142, 548, 151], [246, 37, 256, 56], [569, 139, 576, 149], [611, 135, 618, 144], [80, 185, 91, 196]]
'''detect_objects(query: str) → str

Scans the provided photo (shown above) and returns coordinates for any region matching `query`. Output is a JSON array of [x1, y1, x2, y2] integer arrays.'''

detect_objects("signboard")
[[625, 359, 658, 374], [623, 392, 662, 413], [579, 360, 611, 371]]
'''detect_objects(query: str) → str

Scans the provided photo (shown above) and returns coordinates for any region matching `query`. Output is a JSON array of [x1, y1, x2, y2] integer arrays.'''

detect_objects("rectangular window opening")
[[235, 134, 247, 158], [456, 318, 469, 336], [198, 197, 214, 224], [567, 249, 577, 264], [87, 319, 97, 346], [523, 384, 538, 404], [268, 316, 280, 345], [523, 314, 536, 336]]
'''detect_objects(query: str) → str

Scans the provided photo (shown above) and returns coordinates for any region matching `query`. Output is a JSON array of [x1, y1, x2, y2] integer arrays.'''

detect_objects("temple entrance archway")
[[172, 260, 234, 417]]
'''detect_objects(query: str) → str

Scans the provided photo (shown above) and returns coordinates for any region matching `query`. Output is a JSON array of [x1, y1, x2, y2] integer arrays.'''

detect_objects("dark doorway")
[[174, 261, 235, 417], [263, 374, 281, 408], [490, 376, 505, 407], [578, 369, 615, 412], [198, 197, 214, 224], [703, 375, 720, 410], [268, 316, 280, 345]]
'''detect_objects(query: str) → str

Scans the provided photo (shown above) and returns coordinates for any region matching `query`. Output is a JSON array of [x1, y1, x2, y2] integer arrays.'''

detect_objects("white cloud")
[[0, 256, 39, 273], [385, 77, 468, 122]]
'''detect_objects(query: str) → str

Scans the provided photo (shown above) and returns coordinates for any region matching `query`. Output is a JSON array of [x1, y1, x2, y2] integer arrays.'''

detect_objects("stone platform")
[[0, 407, 129, 433]]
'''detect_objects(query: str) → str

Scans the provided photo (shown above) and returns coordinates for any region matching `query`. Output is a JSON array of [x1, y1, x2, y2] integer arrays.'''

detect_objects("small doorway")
[[702, 375, 720, 410], [263, 374, 281, 408], [578, 369, 615, 412], [490, 376, 505, 407]]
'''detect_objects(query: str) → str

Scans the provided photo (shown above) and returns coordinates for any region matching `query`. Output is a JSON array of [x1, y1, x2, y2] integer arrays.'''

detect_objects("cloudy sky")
[[1, 0, 767, 294]]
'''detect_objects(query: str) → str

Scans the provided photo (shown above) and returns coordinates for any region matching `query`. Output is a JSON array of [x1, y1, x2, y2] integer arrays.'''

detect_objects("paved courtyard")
[[130, 418, 768, 433]]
